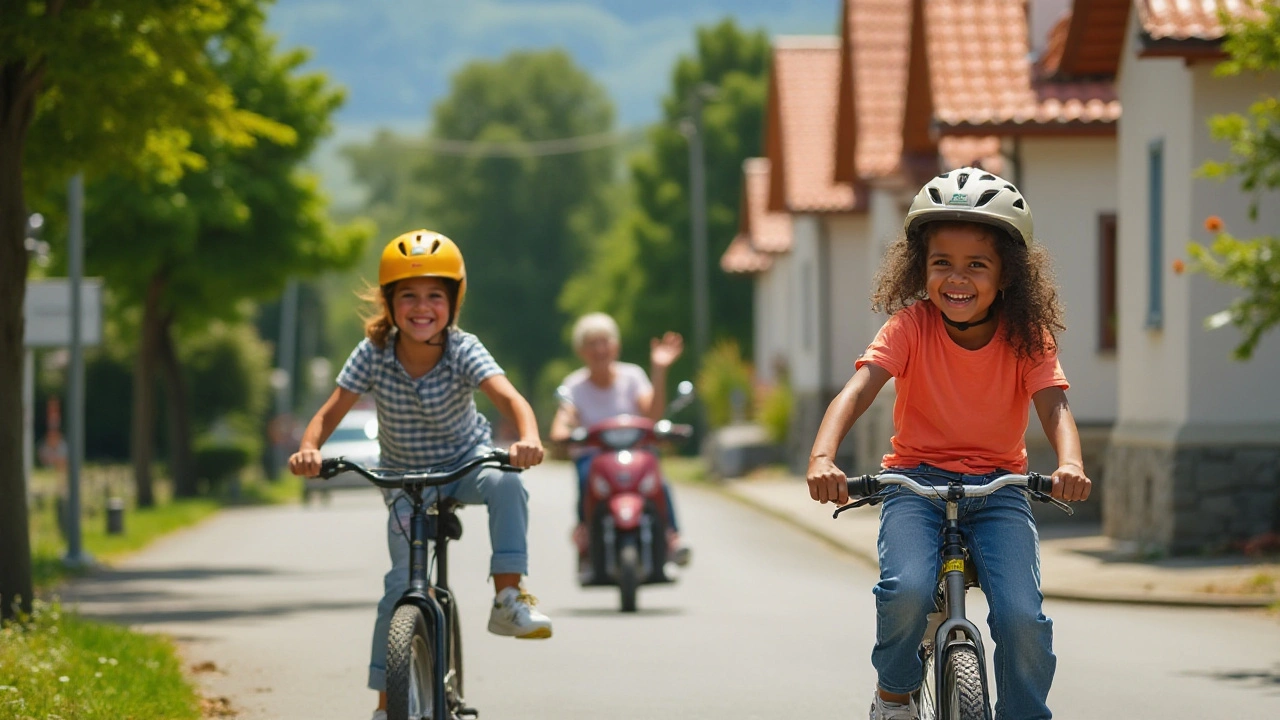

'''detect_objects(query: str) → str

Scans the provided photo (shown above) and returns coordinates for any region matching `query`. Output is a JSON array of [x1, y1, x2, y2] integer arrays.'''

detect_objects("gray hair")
[[572, 312, 620, 351]]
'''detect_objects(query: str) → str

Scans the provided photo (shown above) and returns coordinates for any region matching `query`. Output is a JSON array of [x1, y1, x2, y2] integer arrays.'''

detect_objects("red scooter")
[[560, 382, 694, 612]]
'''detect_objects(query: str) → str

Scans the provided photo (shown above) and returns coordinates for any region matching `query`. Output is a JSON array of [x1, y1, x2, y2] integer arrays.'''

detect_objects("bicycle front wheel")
[[917, 643, 986, 720], [386, 604, 436, 720]]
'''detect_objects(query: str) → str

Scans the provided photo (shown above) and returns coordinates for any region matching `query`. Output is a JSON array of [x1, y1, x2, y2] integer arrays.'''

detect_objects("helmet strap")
[[941, 305, 996, 332]]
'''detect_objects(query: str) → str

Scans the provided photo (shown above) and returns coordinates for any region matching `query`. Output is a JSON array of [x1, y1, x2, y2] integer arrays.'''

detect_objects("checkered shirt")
[[336, 327, 503, 470]]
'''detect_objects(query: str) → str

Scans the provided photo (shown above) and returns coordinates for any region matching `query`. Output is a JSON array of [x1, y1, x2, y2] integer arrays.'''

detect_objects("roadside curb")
[[686, 476, 1279, 610]]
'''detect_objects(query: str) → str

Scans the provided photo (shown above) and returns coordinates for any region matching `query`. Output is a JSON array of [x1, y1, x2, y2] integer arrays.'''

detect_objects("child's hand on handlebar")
[[807, 456, 849, 505], [289, 448, 323, 478], [1050, 463, 1091, 502], [507, 439, 544, 469]]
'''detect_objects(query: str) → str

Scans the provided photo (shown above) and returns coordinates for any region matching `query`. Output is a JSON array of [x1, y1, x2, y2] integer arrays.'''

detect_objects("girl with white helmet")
[[289, 229, 552, 720], [805, 169, 1091, 720]]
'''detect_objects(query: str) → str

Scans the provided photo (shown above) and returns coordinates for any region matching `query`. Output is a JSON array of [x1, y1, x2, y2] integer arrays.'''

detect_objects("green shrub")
[[193, 435, 259, 491], [695, 340, 754, 428], [757, 379, 793, 445]]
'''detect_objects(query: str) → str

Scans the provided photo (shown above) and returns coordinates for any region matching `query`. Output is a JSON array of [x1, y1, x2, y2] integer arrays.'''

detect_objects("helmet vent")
[[397, 241, 407, 255], [975, 189, 999, 207], [937, 172, 950, 179], [1013, 198, 1025, 210], [956, 172, 970, 189], [1004, 184, 1017, 193], [928, 188, 943, 204], [431, 238, 441, 253], [980, 174, 996, 182]]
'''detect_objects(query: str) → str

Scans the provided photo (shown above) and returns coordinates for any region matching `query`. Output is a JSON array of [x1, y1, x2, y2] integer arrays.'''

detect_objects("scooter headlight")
[[591, 475, 612, 499]]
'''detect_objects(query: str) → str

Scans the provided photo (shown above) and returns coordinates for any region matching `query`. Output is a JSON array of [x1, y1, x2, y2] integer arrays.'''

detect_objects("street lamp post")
[[682, 83, 717, 364]]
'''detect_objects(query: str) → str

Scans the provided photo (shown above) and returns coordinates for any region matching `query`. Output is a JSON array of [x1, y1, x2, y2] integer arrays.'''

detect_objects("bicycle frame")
[[837, 471, 1064, 720], [398, 484, 458, 720]]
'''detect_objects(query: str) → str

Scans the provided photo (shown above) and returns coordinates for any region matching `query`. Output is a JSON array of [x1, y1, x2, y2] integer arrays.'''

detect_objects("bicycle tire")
[[447, 596, 463, 703], [386, 604, 435, 720], [917, 643, 986, 720]]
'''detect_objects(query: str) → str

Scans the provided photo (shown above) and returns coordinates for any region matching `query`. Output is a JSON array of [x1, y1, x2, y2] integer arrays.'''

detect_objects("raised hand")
[[650, 331, 684, 371]]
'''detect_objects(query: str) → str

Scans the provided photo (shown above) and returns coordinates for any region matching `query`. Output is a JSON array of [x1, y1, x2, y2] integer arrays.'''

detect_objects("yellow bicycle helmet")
[[378, 229, 467, 324]]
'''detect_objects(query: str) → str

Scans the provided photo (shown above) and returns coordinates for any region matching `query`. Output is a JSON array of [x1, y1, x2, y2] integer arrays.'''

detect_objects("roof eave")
[[936, 120, 1118, 138]]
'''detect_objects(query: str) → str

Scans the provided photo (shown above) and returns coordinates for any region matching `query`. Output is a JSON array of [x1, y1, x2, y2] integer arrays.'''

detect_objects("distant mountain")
[[266, 0, 838, 207]]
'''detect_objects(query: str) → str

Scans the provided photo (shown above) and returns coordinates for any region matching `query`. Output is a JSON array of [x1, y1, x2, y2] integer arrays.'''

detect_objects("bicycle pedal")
[[456, 706, 479, 718]]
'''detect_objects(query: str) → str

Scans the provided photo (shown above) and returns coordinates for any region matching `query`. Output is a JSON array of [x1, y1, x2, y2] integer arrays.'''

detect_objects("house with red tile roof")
[[1068, 0, 1279, 554]]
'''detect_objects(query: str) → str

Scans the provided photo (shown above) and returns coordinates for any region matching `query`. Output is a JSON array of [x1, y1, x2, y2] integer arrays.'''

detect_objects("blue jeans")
[[873, 464, 1055, 720], [368, 445, 528, 691], [574, 453, 680, 531]]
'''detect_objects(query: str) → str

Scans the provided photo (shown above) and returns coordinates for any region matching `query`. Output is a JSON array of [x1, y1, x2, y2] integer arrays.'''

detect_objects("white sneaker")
[[869, 692, 918, 720], [487, 586, 553, 639]]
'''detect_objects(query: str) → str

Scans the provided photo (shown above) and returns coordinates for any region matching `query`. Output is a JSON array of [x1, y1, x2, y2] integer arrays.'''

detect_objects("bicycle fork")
[[930, 502, 995, 720]]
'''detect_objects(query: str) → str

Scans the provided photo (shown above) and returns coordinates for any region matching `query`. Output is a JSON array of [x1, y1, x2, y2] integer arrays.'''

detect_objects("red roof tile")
[[836, 0, 913, 181], [722, 158, 790, 273], [766, 37, 858, 213], [721, 235, 774, 274], [743, 158, 793, 253], [1139, 0, 1268, 41], [926, 0, 1120, 134]]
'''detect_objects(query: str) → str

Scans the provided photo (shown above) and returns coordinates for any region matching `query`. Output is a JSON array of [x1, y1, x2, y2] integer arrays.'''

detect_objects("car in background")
[[303, 408, 380, 504]]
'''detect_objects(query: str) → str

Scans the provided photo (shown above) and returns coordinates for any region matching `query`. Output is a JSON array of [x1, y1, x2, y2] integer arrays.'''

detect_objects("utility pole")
[[682, 83, 717, 364], [65, 174, 88, 566]]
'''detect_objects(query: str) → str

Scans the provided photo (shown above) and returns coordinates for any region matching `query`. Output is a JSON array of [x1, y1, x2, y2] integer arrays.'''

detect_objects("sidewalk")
[[717, 476, 1280, 608]]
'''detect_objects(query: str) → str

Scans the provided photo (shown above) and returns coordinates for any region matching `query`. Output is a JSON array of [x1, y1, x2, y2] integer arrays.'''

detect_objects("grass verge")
[[0, 601, 201, 720]]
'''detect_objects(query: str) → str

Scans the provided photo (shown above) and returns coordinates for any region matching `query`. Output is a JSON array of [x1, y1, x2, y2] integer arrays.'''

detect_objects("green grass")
[[0, 601, 201, 720], [663, 456, 709, 485]]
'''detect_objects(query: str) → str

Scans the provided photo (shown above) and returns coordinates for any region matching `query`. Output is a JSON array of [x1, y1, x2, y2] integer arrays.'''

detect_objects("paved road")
[[61, 462, 1279, 719]]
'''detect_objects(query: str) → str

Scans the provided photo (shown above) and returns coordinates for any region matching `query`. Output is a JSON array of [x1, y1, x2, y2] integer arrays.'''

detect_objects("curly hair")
[[870, 221, 1065, 359]]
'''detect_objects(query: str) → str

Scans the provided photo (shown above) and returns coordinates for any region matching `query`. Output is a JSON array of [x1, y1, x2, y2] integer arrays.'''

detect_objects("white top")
[[561, 362, 652, 428]]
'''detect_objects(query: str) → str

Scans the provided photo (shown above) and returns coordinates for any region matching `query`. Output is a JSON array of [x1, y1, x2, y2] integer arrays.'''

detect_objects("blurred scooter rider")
[[549, 312, 692, 570]]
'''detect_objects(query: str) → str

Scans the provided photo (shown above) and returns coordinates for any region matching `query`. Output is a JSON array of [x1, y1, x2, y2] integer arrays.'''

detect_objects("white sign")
[[24, 278, 104, 347]]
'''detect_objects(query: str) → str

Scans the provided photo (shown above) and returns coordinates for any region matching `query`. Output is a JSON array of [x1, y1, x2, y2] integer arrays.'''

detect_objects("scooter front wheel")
[[386, 605, 435, 720], [618, 535, 640, 613]]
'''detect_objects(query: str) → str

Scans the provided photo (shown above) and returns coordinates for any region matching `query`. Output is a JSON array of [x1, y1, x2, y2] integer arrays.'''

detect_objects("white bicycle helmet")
[[903, 167, 1033, 246]]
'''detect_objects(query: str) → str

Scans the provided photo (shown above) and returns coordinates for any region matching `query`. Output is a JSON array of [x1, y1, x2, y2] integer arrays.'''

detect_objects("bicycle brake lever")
[[832, 493, 886, 518], [1024, 489, 1074, 515]]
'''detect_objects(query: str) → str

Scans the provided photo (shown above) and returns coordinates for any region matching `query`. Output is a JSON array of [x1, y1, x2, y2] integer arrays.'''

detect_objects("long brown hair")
[[870, 221, 1065, 359]]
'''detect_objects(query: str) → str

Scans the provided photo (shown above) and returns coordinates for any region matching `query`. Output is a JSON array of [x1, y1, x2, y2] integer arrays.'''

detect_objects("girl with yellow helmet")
[[289, 229, 552, 720]]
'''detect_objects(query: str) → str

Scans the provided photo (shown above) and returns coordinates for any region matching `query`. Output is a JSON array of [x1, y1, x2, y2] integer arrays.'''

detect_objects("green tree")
[[347, 50, 616, 389], [1, 0, 271, 621], [1188, 3, 1280, 360], [82, 10, 370, 503], [560, 19, 771, 381]]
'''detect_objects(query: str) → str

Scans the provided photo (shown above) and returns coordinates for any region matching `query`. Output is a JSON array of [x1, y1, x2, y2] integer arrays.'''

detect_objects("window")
[[1098, 213, 1118, 351], [1146, 139, 1164, 329]]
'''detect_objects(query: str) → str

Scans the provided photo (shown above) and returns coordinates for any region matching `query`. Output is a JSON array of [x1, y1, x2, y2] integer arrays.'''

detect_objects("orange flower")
[[1172, 258, 1186, 275], [1204, 215, 1224, 232]]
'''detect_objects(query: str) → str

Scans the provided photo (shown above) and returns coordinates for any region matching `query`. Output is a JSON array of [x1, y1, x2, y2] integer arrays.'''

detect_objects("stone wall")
[[1025, 423, 1112, 525], [1105, 439, 1280, 555]]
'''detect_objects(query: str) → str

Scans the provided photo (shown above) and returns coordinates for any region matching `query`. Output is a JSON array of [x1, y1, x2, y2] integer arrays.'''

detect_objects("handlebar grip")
[[846, 475, 880, 498], [491, 448, 511, 464], [318, 457, 343, 479], [1026, 472, 1053, 494]]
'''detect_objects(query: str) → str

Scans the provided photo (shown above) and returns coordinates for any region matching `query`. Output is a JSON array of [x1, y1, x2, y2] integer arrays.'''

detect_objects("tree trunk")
[[0, 59, 42, 621], [131, 273, 165, 508], [158, 313, 196, 497]]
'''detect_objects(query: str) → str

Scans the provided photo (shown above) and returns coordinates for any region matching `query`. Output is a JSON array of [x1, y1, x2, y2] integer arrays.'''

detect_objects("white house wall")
[[1186, 63, 1280, 427], [1019, 137, 1119, 424], [826, 213, 871, 390], [754, 253, 794, 386], [1116, 13, 1194, 429], [790, 214, 823, 394]]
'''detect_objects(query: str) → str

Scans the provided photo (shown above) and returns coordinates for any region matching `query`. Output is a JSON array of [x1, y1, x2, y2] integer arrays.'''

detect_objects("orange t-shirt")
[[855, 301, 1068, 474]]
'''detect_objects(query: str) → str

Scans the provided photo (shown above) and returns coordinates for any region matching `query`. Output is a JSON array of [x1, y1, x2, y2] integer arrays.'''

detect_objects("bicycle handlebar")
[[846, 471, 1054, 500], [317, 449, 518, 490]]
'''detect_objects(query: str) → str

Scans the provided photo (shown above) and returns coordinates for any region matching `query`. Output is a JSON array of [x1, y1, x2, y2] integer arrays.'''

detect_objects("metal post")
[[274, 280, 299, 475], [65, 173, 88, 566], [685, 85, 715, 364]]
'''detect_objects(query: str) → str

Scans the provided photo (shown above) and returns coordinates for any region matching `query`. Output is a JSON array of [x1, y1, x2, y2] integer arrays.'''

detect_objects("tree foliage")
[[1189, 3, 1280, 360], [2, 0, 275, 622], [345, 49, 615, 388], [559, 19, 770, 380]]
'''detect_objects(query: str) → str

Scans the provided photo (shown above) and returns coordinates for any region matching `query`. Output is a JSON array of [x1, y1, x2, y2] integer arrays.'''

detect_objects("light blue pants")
[[872, 464, 1055, 720], [368, 445, 529, 691]]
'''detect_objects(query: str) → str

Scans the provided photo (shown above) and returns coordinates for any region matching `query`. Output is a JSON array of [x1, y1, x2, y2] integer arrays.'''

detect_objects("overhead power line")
[[421, 127, 647, 157]]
